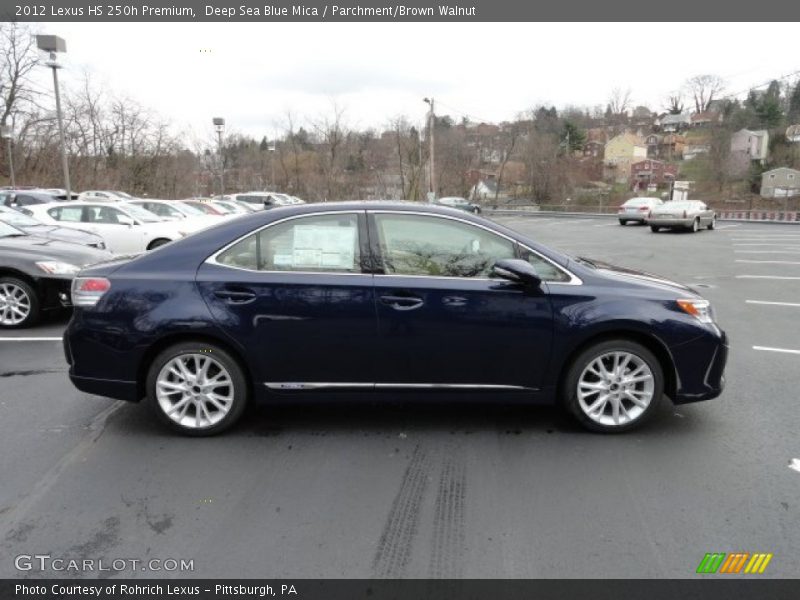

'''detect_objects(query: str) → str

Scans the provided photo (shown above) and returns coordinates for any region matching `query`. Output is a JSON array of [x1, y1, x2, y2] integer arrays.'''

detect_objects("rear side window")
[[216, 213, 361, 273], [49, 206, 84, 222]]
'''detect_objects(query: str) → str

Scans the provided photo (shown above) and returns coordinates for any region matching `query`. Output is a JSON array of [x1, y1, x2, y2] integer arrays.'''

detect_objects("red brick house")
[[630, 159, 678, 190]]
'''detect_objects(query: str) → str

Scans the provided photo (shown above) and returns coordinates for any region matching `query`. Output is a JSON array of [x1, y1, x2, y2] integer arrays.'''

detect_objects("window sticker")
[[292, 224, 356, 270]]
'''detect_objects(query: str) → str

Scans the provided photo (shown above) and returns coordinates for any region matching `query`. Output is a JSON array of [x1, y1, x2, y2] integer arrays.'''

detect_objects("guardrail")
[[486, 206, 800, 224]]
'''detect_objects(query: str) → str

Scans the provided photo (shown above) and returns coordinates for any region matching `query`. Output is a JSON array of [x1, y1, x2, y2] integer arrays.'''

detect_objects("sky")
[[28, 22, 800, 141]]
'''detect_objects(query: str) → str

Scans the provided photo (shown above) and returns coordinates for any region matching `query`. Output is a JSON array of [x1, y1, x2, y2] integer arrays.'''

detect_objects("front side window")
[[374, 213, 515, 278], [85, 206, 127, 224], [216, 213, 361, 273]]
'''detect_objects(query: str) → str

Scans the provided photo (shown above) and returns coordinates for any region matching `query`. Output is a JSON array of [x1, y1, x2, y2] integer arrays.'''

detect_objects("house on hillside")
[[729, 128, 770, 176], [630, 159, 678, 191], [656, 113, 692, 133], [761, 167, 800, 198], [469, 178, 499, 201], [604, 132, 647, 183], [690, 111, 723, 128], [786, 124, 800, 143]]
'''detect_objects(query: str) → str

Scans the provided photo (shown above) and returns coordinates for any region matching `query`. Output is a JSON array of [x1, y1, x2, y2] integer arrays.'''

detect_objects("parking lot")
[[1, 213, 798, 579]]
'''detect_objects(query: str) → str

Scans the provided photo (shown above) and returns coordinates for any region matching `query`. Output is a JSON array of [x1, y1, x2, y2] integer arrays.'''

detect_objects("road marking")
[[594, 222, 619, 227], [753, 346, 800, 355], [736, 260, 800, 265], [736, 275, 800, 280], [746, 300, 800, 307], [790, 459, 800, 473], [0, 337, 62, 342], [732, 243, 800, 247], [715, 224, 741, 229], [734, 250, 800, 254]]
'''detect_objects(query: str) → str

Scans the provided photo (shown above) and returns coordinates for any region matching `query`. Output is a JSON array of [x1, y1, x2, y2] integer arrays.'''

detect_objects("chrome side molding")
[[265, 382, 536, 391]]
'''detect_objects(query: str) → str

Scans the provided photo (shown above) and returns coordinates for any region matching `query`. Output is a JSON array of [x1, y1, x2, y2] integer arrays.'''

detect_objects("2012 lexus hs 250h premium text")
[[63, 202, 728, 436]]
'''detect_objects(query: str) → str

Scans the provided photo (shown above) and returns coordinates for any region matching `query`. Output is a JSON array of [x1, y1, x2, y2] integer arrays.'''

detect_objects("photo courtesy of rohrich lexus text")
[[0, 1, 799, 599]]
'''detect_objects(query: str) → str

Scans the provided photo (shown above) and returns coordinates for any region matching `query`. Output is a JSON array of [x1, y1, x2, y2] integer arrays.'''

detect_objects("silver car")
[[649, 200, 716, 233], [617, 197, 663, 225]]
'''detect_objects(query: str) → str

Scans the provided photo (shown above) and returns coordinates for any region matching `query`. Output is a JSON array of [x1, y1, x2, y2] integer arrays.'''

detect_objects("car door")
[[368, 210, 555, 390], [196, 210, 377, 388], [81, 205, 144, 253]]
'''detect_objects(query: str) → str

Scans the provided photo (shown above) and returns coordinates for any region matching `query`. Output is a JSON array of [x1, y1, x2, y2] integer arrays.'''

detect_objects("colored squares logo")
[[697, 552, 773, 574]]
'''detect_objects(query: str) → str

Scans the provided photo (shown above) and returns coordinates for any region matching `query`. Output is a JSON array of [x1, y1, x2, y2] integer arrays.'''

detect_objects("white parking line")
[[732, 244, 800, 247], [734, 250, 800, 254], [746, 300, 800, 307], [736, 275, 800, 280], [0, 337, 62, 342], [736, 259, 800, 265], [594, 223, 619, 227], [753, 346, 800, 355], [715, 224, 741, 229]]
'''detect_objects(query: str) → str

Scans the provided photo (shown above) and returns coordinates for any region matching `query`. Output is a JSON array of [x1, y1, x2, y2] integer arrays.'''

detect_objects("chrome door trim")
[[265, 382, 536, 391], [369, 209, 582, 286]]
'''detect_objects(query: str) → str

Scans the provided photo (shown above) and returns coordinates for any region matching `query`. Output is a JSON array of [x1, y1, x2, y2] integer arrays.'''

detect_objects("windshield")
[[121, 203, 161, 222], [0, 221, 27, 238], [0, 206, 40, 227]]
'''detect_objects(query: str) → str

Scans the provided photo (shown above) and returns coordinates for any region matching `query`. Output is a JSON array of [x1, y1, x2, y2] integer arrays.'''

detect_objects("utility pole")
[[213, 117, 225, 196], [0, 126, 14, 188], [424, 97, 435, 199], [37, 36, 70, 198]]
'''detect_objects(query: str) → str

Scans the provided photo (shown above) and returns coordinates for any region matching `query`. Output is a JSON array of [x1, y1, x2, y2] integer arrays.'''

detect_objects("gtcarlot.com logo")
[[696, 552, 773, 574]]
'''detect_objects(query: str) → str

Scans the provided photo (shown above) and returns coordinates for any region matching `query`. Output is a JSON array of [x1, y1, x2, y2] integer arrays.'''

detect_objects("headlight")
[[676, 298, 714, 324], [35, 261, 80, 275]]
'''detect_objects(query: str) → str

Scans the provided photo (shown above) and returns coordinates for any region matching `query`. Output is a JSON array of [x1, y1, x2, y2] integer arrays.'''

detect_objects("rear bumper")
[[619, 213, 648, 221], [69, 372, 140, 402], [650, 218, 693, 228], [671, 329, 728, 404]]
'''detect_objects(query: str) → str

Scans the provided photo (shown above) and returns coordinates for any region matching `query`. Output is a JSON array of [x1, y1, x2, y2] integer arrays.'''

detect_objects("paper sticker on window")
[[292, 224, 356, 270]]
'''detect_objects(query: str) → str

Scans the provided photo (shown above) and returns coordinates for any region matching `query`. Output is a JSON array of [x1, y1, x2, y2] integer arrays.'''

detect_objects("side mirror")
[[492, 258, 542, 288], [118, 215, 135, 227]]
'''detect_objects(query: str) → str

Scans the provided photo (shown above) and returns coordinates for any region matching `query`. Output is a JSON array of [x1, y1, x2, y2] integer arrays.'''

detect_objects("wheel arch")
[[0, 267, 38, 289], [556, 329, 677, 403], [136, 332, 255, 402]]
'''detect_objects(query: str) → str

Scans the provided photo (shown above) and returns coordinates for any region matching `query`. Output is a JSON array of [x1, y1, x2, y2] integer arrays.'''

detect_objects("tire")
[[562, 339, 664, 433], [147, 238, 171, 250], [650, 225, 660, 233], [146, 341, 248, 436], [707, 217, 715, 231], [0, 277, 40, 329], [690, 218, 699, 233], [619, 219, 627, 225]]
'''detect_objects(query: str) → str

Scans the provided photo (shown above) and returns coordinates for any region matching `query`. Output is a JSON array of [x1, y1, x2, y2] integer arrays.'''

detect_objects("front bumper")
[[670, 328, 728, 403]]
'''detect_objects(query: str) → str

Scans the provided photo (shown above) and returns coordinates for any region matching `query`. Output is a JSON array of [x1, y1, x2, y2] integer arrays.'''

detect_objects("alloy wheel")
[[0, 283, 32, 326], [576, 351, 655, 427], [156, 353, 235, 429]]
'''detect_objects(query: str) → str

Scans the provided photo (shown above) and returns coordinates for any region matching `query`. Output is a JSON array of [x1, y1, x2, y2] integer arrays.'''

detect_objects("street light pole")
[[0, 126, 15, 188], [213, 117, 225, 196], [424, 97, 435, 199], [37, 36, 70, 198]]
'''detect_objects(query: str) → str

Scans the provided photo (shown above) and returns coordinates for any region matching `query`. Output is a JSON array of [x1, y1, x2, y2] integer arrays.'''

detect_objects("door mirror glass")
[[118, 215, 135, 226], [492, 259, 542, 287]]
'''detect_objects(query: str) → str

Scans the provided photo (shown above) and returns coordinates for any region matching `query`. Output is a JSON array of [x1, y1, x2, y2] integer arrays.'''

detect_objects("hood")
[[0, 234, 112, 266], [22, 224, 103, 247], [577, 256, 698, 296]]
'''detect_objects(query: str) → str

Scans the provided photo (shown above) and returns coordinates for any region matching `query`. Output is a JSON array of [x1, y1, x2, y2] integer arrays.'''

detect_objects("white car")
[[618, 197, 664, 225], [128, 200, 220, 232], [23, 202, 192, 253], [226, 192, 295, 210], [77, 190, 135, 202]]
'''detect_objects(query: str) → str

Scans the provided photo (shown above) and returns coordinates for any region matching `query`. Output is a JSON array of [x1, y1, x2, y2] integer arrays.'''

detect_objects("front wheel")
[[650, 225, 660, 233], [690, 218, 699, 233], [563, 339, 664, 433], [707, 217, 716, 230], [619, 219, 627, 226], [0, 277, 40, 329], [146, 341, 248, 436]]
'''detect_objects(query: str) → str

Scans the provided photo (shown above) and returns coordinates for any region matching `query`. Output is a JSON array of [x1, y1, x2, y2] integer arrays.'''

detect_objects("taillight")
[[71, 277, 111, 307], [639, 206, 649, 211]]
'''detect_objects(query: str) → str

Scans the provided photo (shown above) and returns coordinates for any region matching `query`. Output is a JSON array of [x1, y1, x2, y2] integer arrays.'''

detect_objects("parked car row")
[[618, 197, 716, 233]]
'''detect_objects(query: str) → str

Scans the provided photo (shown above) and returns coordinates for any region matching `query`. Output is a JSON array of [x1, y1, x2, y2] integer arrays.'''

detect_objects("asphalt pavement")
[[1, 215, 798, 579]]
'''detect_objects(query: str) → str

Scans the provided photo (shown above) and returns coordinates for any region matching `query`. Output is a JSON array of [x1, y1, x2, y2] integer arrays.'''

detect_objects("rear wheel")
[[619, 219, 628, 225], [690, 218, 699, 233], [650, 225, 660, 233], [707, 217, 716, 230], [147, 238, 171, 250], [0, 277, 40, 329], [146, 341, 248, 436], [563, 339, 663, 433]]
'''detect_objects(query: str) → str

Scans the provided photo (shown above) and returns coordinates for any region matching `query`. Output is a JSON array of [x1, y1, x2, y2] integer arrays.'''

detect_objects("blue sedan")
[[64, 202, 727, 435]]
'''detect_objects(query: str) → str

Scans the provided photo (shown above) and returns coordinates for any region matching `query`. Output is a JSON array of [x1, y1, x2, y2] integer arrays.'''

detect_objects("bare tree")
[[665, 92, 684, 115], [0, 23, 39, 128], [607, 88, 632, 117], [686, 74, 725, 113]]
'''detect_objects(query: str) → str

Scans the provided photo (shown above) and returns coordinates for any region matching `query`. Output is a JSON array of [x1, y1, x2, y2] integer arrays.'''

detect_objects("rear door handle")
[[214, 288, 257, 303], [380, 294, 424, 311]]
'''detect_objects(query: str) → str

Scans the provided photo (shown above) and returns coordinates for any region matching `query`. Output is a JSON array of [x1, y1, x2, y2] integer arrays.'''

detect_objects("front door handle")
[[214, 288, 257, 303], [380, 294, 424, 311]]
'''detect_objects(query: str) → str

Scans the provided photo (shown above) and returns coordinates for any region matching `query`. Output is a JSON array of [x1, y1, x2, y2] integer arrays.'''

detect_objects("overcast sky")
[[30, 22, 800, 141]]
